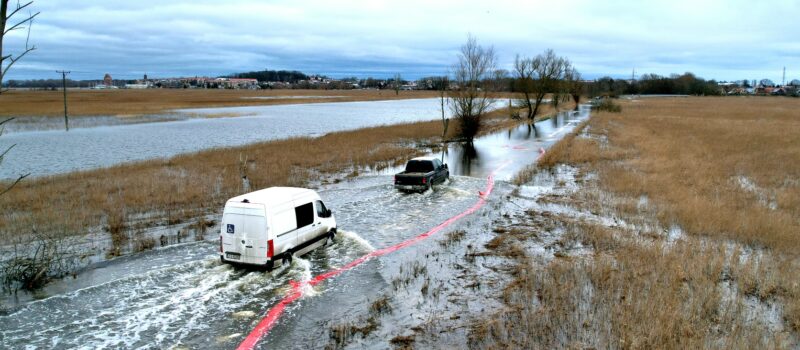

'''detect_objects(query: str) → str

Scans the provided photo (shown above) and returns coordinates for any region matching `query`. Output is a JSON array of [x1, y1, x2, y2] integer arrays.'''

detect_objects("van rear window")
[[295, 202, 314, 228], [405, 160, 434, 173]]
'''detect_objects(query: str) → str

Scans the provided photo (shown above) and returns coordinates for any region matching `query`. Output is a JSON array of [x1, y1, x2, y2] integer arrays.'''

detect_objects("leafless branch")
[[5, 0, 33, 20], [3, 11, 37, 35], [0, 118, 29, 196], [1, 44, 35, 78], [0, 172, 28, 196]]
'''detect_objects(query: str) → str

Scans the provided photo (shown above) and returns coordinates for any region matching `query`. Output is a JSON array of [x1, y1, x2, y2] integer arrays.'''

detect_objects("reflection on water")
[[443, 105, 590, 181]]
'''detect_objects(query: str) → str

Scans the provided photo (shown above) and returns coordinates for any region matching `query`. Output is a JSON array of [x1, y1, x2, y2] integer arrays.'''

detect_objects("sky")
[[2, 0, 799, 82]]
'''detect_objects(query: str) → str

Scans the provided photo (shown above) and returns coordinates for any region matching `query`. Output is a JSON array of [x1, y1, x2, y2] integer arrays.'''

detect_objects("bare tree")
[[393, 73, 402, 95], [431, 76, 450, 140], [449, 35, 496, 141], [551, 60, 572, 111], [1, 0, 39, 94], [513, 49, 568, 121], [565, 67, 583, 109]]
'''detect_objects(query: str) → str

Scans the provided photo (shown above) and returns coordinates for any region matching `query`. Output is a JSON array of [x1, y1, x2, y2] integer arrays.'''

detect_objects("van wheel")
[[326, 231, 336, 245], [282, 252, 293, 265]]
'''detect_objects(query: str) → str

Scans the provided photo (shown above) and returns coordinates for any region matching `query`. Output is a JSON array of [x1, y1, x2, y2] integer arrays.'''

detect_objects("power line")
[[56, 70, 70, 131]]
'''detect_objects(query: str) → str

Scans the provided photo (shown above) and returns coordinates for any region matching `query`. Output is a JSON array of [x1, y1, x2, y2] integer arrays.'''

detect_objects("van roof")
[[227, 187, 319, 207], [410, 156, 437, 162]]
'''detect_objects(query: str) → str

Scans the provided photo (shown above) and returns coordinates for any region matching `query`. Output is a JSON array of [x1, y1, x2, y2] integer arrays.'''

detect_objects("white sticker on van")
[[227, 224, 235, 234]]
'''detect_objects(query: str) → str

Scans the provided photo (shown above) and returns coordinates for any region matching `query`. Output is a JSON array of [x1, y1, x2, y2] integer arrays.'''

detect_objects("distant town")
[[3, 69, 799, 97]]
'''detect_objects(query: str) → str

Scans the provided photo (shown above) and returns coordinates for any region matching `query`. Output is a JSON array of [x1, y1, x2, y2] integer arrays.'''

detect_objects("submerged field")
[[0, 104, 550, 256], [0, 89, 440, 118], [474, 96, 800, 348], [3, 95, 797, 348]]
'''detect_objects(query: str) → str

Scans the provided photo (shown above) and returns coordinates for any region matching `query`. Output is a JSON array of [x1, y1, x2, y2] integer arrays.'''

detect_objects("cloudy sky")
[[3, 0, 798, 81]]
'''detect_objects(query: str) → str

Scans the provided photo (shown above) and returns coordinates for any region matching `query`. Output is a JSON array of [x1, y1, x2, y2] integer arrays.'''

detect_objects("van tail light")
[[219, 236, 223, 253], [422, 177, 427, 184], [267, 239, 274, 258]]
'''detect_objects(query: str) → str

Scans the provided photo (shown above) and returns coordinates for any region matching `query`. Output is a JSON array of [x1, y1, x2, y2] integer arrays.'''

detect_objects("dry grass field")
[[0, 89, 441, 117], [478, 97, 800, 349]]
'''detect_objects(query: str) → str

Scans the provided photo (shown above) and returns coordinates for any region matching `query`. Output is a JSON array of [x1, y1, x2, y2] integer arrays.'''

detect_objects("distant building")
[[124, 83, 150, 89], [214, 78, 258, 89]]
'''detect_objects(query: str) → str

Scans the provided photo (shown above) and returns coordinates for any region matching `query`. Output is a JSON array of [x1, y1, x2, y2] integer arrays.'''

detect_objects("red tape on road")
[[238, 159, 517, 350]]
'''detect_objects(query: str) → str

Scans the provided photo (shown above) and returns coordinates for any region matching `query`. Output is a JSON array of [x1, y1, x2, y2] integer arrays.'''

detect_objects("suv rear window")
[[405, 160, 434, 173]]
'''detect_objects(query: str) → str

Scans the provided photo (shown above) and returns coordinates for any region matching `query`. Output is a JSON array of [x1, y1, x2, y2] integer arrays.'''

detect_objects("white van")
[[219, 187, 336, 270]]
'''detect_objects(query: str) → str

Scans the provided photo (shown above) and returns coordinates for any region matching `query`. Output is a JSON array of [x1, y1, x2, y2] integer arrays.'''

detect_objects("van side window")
[[315, 200, 328, 217], [295, 202, 314, 228]]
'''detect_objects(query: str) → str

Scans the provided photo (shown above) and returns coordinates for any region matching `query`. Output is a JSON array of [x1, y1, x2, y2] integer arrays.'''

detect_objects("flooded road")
[[0, 98, 451, 179], [0, 107, 588, 349]]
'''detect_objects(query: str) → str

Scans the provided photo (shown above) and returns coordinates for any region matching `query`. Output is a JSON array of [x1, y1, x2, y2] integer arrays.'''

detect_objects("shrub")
[[591, 98, 622, 113]]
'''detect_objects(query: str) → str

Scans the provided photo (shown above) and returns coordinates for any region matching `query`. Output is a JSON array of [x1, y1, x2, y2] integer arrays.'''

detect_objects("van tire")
[[282, 252, 293, 265], [326, 230, 336, 245]]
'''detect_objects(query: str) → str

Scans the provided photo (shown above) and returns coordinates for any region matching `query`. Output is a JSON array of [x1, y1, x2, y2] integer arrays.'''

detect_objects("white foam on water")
[[339, 230, 376, 252], [1, 255, 297, 348], [216, 333, 243, 343], [293, 257, 317, 297], [232, 310, 256, 318], [446, 186, 475, 197]]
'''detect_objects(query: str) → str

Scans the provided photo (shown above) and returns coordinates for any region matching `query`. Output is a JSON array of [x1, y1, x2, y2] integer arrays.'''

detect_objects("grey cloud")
[[2, 0, 798, 81]]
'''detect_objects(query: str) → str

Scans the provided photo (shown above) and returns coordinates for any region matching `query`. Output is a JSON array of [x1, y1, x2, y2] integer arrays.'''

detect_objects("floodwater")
[[0, 98, 451, 179], [0, 107, 589, 349], [380, 105, 590, 181], [442, 107, 587, 181]]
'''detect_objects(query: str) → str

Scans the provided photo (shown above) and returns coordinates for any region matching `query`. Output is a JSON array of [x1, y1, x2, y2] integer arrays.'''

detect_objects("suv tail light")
[[267, 239, 274, 258], [422, 177, 427, 184]]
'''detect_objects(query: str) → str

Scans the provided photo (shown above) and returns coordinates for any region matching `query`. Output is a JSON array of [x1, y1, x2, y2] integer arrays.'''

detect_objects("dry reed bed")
[[0, 108, 526, 242], [474, 97, 800, 349], [473, 214, 792, 349], [0, 89, 441, 117], [584, 97, 799, 253]]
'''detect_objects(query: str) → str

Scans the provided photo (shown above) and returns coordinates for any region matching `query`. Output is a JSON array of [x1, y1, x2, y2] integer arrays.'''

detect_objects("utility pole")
[[56, 70, 70, 131], [783, 67, 786, 86]]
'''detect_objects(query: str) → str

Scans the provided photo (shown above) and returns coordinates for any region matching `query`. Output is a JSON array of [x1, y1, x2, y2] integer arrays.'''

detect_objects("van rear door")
[[222, 204, 267, 265]]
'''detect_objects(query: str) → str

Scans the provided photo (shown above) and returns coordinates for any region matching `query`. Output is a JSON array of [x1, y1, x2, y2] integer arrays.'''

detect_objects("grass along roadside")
[[472, 96, 800, 348]]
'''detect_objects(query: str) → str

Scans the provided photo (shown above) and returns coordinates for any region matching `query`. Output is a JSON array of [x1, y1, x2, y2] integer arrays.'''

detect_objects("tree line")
[[228, 69, 310, 83], [587, 72, 722, 97]]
